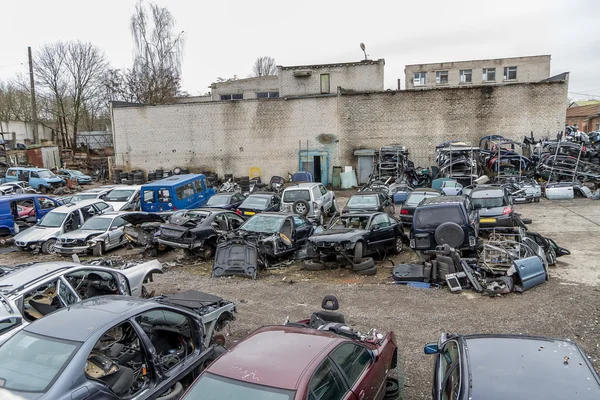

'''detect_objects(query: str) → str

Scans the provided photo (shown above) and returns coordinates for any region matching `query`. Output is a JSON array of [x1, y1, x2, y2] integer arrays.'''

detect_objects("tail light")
[[235, 209, 242, 215], [502, 206, 512, 215], [400, 209, 409, 215], [173, 206, 178, 210]]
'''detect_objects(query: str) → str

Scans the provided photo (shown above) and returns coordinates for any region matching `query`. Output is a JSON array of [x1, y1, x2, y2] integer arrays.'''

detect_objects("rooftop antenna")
[[360, 43, 368, 60]]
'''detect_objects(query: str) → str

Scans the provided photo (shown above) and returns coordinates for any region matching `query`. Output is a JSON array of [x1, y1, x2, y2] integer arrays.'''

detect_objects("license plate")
[[244, 211, 255, 216], [480, 218, 497, 223]]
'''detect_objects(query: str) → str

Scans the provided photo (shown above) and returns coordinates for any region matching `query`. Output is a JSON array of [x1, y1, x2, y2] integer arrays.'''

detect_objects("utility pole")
[[28, 46, 39, 144]]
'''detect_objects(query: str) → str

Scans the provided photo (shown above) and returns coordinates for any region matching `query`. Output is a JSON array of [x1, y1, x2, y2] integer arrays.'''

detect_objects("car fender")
[[119, 259, 164, 297]]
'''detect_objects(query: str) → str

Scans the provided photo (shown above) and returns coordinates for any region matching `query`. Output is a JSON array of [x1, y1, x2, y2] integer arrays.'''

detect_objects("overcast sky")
[[2, 0, 599, 99]]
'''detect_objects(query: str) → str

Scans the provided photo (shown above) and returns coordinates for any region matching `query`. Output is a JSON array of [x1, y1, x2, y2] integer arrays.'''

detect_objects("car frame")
[[280, 182, 336, 225], [56, 169, 92, 185], [103, 185, 142, 211], [54, 212, 129, 256]]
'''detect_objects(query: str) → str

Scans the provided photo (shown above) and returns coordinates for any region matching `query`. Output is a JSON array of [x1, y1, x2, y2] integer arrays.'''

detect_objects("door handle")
[[358, 389, 365, 400]]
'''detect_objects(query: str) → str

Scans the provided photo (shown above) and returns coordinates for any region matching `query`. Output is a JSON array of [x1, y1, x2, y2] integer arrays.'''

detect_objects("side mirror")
[[424, 343, 439, 355], [110, 226, 119, 231], [473, 204, 482, 210], [371, 225, 379, 231]]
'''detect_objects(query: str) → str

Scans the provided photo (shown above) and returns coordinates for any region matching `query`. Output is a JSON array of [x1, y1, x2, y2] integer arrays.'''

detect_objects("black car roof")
[[248, 192, 276, 197], [463, 335, 600, 399], [419, 196, 464, 206], [339, 212, 380, 217], [470, 187, 505, 198], [352, 192, 380, 196], [24, 296, 163, 342]]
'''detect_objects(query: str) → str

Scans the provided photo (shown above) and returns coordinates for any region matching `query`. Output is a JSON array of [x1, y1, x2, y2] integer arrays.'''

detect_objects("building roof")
[[210, 75, 278, 88], [206, 326, 341, 390], [541, 72, 569, 82], [566, 104, 600, 118], [279, 59, 384, 71], [571, 100, 600, 107]]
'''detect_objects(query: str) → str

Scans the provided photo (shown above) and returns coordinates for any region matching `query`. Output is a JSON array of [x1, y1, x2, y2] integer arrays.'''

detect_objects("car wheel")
[[534, 197, 540, 203], [41, 239, 57, 254], [392, 236, 403, 254], [92, 242, 104, 257], [353, 242, 363, 264], [356, 265, 377, 276], [352, 257, 375, 271], [383, 377, 401, 399], [292, 200, 310, 216], [157, 382, 183, 400], [303, 260, 326, 271], [202, 246, 214, 259]]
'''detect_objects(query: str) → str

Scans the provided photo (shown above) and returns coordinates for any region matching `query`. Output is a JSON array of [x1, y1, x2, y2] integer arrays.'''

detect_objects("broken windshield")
[[240, 215, 284, 233]]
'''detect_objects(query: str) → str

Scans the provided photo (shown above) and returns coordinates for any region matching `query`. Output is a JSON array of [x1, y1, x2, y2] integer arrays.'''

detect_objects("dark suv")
[[410, 196, 479, 251]]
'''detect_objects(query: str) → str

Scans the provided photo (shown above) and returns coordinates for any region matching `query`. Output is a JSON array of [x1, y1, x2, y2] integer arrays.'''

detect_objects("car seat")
[[310, 295, 345, 326]]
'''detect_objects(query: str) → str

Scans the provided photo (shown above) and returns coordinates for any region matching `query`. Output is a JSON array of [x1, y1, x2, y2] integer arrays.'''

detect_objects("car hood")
[[14, 226, 59, 243], [121, 212, 165, 225], [309, 228, 366, 242], [106, 201, 127, 211], [58, 230, 103, 241]]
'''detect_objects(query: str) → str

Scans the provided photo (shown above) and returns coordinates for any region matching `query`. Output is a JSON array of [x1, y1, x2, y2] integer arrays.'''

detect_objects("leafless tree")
[[252, 56, 278, 77], [0, 77, 32, 122]]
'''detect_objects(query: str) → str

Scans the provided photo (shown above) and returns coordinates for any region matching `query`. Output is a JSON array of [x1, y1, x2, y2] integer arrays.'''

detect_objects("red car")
[[17, 205, 33, 217], [181, 296, 399, 400]]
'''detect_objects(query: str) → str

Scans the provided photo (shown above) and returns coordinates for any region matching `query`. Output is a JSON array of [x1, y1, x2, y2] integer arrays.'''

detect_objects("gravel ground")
[[1, 196, 599, 398]]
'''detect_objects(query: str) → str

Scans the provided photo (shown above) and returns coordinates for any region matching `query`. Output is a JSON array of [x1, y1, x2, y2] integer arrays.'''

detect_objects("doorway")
[[298, 150, 329, 186]]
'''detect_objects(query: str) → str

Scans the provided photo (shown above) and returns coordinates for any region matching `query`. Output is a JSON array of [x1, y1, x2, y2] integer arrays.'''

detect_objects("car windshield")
[[70, 170, 83, 176], [183, 373, 295, 400], [71, 193, 97, 202], [80, 217, 112, 231], [283, 189, 310, 203], [331, 215, 370, 230], [347, 195, 379, 208], [0, 331, 79, 392], [240, 196, 269, 209], [170, 210, 209, 222], [406, 192, 438, 207], [240, 215, 284, 233], [105, 189, 135, 202], [37, 170, 55, 178], [38, 212, 67, 228], [471, 196, 506, 208], [414, 207, 464, 228], [206, 195, 231, 206]]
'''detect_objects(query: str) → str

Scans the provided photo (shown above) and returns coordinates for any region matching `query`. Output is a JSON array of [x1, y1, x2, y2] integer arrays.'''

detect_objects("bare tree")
[[0, 77, 32, 122], [252, 56, 278, 77]]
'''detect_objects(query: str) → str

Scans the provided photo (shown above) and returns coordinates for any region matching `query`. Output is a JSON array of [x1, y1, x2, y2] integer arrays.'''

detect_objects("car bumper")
[[157, 237, 204, 250], [54, 244, 90, 254], [400, 215, 413, 225], [479, 215, 514, 228]]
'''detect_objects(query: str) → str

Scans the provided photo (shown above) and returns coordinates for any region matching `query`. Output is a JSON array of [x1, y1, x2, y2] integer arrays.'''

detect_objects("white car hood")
[[107, 201, 127, 211], [14, 226, 61, 243]]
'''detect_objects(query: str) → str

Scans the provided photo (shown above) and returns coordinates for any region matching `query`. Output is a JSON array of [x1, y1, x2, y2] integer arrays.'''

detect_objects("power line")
[[568, 91, 600, 97], [0, 62, 25, 69]]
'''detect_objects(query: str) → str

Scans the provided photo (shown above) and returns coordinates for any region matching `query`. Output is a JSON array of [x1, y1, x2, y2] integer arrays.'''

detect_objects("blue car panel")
[[0, 194, 63, 235], [5, 167, 65, 191], [141, 174, 216, 212]]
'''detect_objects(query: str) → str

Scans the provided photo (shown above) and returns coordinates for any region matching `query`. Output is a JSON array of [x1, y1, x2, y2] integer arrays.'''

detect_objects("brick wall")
[[112, 79, 568, 179]]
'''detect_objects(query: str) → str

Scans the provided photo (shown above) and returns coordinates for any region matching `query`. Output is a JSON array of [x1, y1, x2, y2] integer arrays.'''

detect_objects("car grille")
[[59, 238, 86, 247]]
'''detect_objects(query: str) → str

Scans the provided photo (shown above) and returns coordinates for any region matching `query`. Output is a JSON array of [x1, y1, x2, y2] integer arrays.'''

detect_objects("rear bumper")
[[400, 215, 413, 225], [157, 237, 204, 250], [479, 215, 514, 228]]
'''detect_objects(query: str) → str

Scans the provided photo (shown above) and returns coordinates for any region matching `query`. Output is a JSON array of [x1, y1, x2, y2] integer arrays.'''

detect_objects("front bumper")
[[54, 244, 90, 254]]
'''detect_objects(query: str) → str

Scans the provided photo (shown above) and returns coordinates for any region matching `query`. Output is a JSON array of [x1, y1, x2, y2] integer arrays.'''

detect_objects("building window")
[[256, 91, 279, 99], [482, 68, 496, 82], [503, 66, 517, 80], [459, 69, 472, 83], [596, 123, 600, 131], [414, 72, 426, 86], [220, 94, 243, 100], [320, 74, 330, 94], [435, 71, 449, 85]]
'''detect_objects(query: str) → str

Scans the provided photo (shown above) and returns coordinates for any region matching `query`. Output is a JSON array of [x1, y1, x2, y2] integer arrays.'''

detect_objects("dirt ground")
[[1, 196, 600, 399]]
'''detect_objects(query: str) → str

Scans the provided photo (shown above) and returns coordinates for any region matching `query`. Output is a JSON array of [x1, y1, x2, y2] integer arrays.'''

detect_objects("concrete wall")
[[278, 60, 385, 97], [210, 76, 279, 100], [112, 79, 568, 178], [405, 55, 551, 89], [0, 120, 53, 143]]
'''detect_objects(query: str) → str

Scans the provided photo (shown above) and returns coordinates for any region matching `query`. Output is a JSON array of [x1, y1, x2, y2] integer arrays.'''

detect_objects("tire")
[[173, 167, 182, 175], [356, 265, 377, 276], [353, 242, 364, 264], [292, 200, 310, 216], [202, 246, 214, 259], [434, 222, 464, 248], [534, 197, 540, 203], [303, 260, 326, 271], [392, 235, 403, 254], [157, 382, 183, 400], [41, 239, 57, 254], [352, 257, 375, 271], [383, 377, 401, 400], [92, 242, 104, 257]]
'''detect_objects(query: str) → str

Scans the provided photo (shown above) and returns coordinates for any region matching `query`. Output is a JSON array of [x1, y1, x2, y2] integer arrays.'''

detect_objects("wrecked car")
[[158, 208, 245, 258], [54, 212, 128, 256], [213, 212, 316, 278], [468, 185, 515, 229], [236, 192, 281, 217], [0, 293, 235, 400], [424, 333, 600, 400], [121, 212, 172, 257], [183, 295, 399, 400], [308, 212, 406, 266], [0, 194, 61, 236], [204, 193, 246, 210], [400, 188, 443, 226], [342, 191, 396, 217], [0, 259, 163, 344]]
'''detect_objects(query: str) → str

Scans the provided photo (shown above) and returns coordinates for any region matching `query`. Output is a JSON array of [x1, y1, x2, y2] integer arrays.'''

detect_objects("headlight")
[[87, 240, 97, 246]]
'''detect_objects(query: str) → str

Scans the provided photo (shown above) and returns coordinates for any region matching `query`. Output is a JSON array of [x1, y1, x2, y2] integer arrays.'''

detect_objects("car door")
[[307, 358, 357, 400], [107, 217, 126, 248], [368, 214, 394, 250], [63, 210, 83, 233], [225, 213, 245, 230], [330, 342, 388, 400], [434, 341, 461, 400], [319, 184, 332, 210], [292, 215, 312, 243]]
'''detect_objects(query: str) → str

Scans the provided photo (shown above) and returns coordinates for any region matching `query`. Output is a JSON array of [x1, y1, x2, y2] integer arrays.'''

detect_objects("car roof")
[[8, 167, 49, 172], [24, 296, 161, 342], [51, 199, 106, 213], [287, 183, 319, 189], [207, 326, 342, 390], [246, 193, 275, 198], [464, 335, 600, 399], [142, 174, 205, 187], [0, 262, 78, 295], [410, 188, 442, 194], [0, 194, 52, 202], [419, 196, 464, 206], [108, 185, 142, 190]]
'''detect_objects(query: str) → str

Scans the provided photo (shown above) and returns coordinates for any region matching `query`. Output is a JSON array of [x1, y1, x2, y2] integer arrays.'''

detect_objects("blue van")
[[4, 167, 65, 192], [0, 194, 63, 235], [140, 174, 216, 212]]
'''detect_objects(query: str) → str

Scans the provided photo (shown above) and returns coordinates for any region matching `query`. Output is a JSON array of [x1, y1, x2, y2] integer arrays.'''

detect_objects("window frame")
[[320, 74, 330, 94], [414, 72, 426, 86], [438, 340, 461, 400], [371, 213, 389, 229], [459, 69, 472, 84], [143, 189, 156, 204], [175, 182, 195, 201], [220, 93, 243, 101], [482, 68, 496, 82], [256, 91, 279, 99], [503, 66, 517, 81], [307, 357, 348, 400], [157, 189, 172, 204], [435, 70, 449, 85], [329, 342, 373, 390], [318, 184, 328, 196]]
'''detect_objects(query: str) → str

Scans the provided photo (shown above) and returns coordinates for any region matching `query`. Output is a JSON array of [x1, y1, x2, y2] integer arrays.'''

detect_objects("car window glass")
[[308, 359, 346, 400], [38, 197, 56, 210], [193, 179, 203, 192], [226, 214, 245, 229], [283, 190, 311, 203], [293, 216, 307, 228], [96, 202, 109, 211], [176, 183, 195, 200], [135, 309, 192, 372], [414, 207, 464, 229], [213, 213, 229, 230], [143, 190, 156, 203], [158, 189, 171, 203], [30, 171, 39, 178], [330, 343, 371, 387], [0, 317, 20, 336], [311, 186, 321, 199], [6, 169, 16, 177], [319, 185, 328, 196], [371, 214, 389, 228], [81, 206, 97, 220]]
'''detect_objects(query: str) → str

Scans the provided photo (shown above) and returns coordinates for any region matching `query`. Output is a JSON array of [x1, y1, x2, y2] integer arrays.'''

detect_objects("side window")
[[330, 343, 372, 388], [234, 194, 245, 202], [65, 270, 120, 299], [6, 169, 16, 177], [112, 217, 126, 228], [81, 206, 98, 220], [64, 211, 82, 231], [22, 279, 77, 322], [308, 359, 346, 400], [135, 309, 193, 372], [175, 183, 195, 200], [371, 214, 388, 229], [158, 189, 171, 203], [143, 190, 156, 203], [440, 341, 461, 400], [311, 186, 321, 200], [213, 213, 228, 230], [227, 214, 245, 229], [30, 171, 40, 179], [387, 215, 397, 226], [293, 216, 307, 228], [38, 197, 57, 210], [193, 179, 203, 192], [95, 202, 109, 212], [319, 185, 328, 196]]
